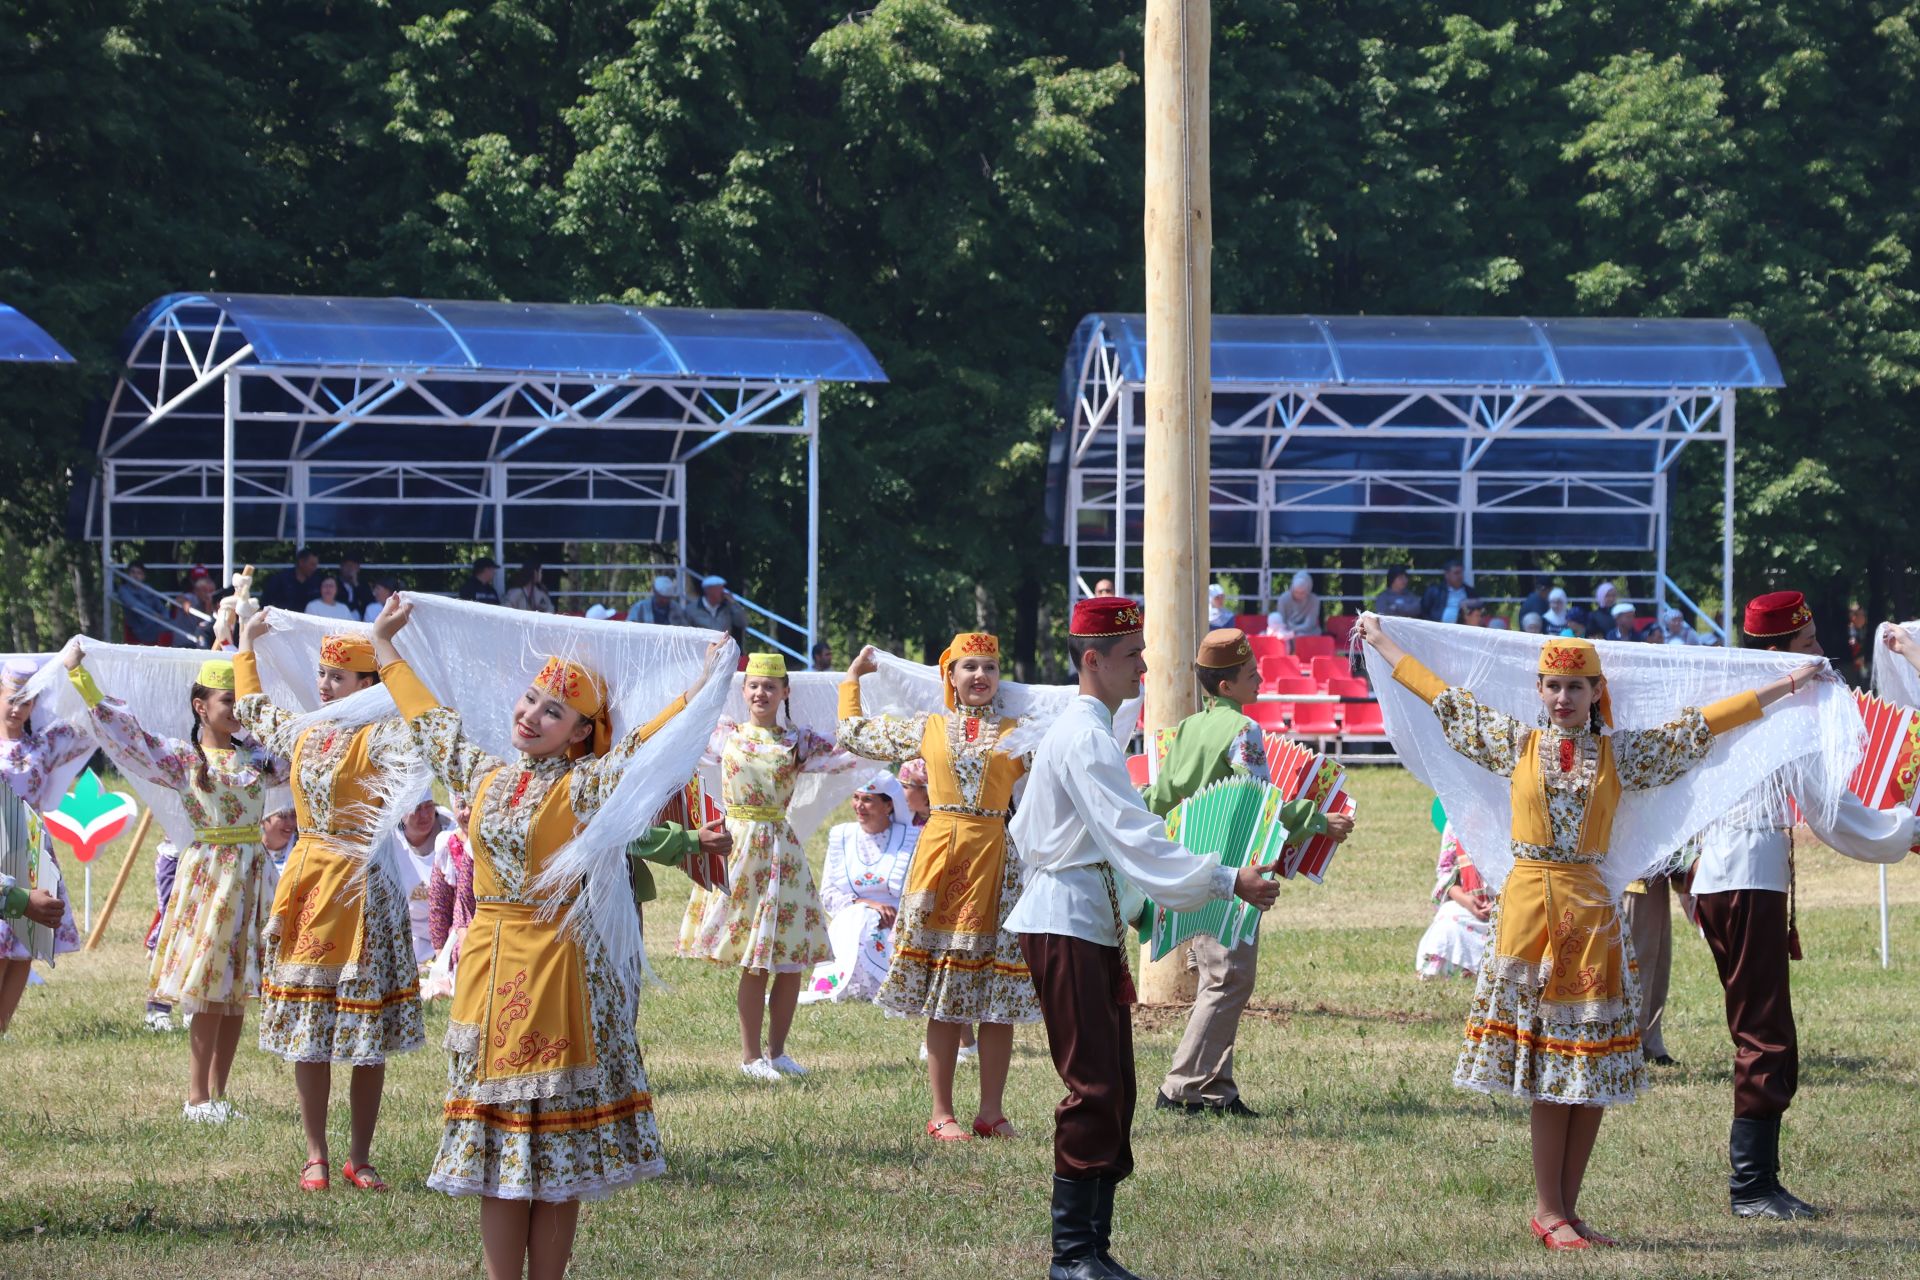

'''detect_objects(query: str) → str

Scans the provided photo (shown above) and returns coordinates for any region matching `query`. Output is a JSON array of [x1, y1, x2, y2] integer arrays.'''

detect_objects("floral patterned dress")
[[687, 720, 851, 973], [836, 683, 1042, 1026], [232, 652, 425, 1064], [387, 660, 685, 1202], [1414, 825, 1490, 980], [80, 676, 289, 1013], [0, 725, 90, 964], [1411, 670, 1744, 1105]]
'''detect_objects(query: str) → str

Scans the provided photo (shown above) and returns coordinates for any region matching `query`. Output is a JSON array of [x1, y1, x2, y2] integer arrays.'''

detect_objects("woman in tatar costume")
[[0, 658, 90, 1035], [371, 598, 725, 1280], [839, 634, 1042, 1142], [1359, 617, 1817, 1249], [62, 643, 288, 1120], [687, 653, 853, 1081], [233, 611, 426, 1191], [801, 770, 918, 1006]]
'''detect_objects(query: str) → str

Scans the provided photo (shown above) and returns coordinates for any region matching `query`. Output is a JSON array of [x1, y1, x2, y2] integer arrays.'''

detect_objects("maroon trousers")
[[1020, 931, 1136, 1181], [1693, 889, 1797, 1119]]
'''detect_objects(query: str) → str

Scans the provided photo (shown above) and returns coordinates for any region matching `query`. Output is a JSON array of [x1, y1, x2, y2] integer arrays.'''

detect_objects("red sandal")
[[971, 1116, 1019, 1139], [926, 1117, 972, 1142], [1529, 1216, 1591, 1251], [1570, 1218, 1619, 1247], [341, 1160, 389, 1191], [299, 1158, 329, 1192]]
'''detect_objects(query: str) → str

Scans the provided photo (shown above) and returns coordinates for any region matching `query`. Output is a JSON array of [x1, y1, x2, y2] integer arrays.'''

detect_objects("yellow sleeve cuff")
[[837, 680, 864, 719], [1702, 690, 1762, 736], [380, 659, 440, 721], [1392, 655, 1447, 706], [233, 650, 263, 698], [68, 665, 104, 708], [635, 692, 689, 743]]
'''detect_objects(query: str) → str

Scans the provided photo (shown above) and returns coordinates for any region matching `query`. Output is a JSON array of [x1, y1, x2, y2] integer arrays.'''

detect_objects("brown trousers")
[[1621, 878, 1673, 1059], [1693, 889, 1797, 1118], [1020, 931, 1136, 1181], [1160, 932, 1259, 1106]]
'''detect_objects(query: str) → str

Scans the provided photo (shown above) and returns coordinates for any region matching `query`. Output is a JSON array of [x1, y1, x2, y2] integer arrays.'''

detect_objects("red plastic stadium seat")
[[1247, 701, 1289, 732], [1341, 700, 1387, 736], [1327, 677, 1372, 699], [1288, 700, 1341, 736], [1126, 754, 1150, 787], [1272, 677, 1318, 698], [1234, 614, 1269, 635], [1248, 634, 1286, 661], [1292, 635, 1337, 661], [1258, 655, 1301, 688], [1324, 613, 1357, 650], [1310, 655, 1352, 684]]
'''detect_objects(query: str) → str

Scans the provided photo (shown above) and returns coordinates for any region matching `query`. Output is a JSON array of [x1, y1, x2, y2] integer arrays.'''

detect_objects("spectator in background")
[[1373, 567, 1423, 618], [627, 575, 691, 627], [361, 576, 398, 624], [1267, 570, 1323, 638], [303, 575, 357, 621], [1659, 606, 1704, 646], [1093, 578, 1116, 597], [1602, 601, 1639, 643], [1520, 576, 1556, 622], [583, 604, 619, 621], [335, 551, 366, 613], [1588, 581, 1621, 635], [1487, 615, 1511, 631], [1520, 612, 1545, 635], [1420, 559, 1474, 623], [1460, 598, 1489, 627], [177, 567, 223, 648], [1207, 584, 1233, 629], [1543, 587, 1572, 632], [686, 574, 749, 648], [458, 556, 501, 605], [503, 562, 556, 612], [262, 547, 321, 612], [811, 642, 834, 672], [116, 562, 172, 644]]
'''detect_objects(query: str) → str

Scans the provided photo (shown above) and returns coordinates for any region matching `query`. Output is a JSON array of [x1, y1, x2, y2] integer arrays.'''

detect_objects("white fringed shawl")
[[28, 642, 292, 852], [9, 653, 101, 808], [699, 671, 871, 841], [1873, 621, 1920, 709], [854, 649, 1142, 759], [1368, 616, 1861, 897], [351, 595, 734, 986]]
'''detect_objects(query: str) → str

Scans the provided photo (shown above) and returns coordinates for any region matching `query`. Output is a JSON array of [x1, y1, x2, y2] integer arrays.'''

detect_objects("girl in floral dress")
[[0, 658, 90, 1036], [63, 645, 289, 1120], [1415, 824, 1491, 980], [233, 611, 425, 1192], [689, 653, 854, 1081], [838, 634, 1042, 1142], [370, 598, 724, 1280], [1358, 619, 1816, 1249]]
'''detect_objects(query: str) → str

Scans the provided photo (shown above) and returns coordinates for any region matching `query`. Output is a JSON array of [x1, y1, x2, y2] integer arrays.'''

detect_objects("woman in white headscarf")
[[802, 771, 919, 1005], [1266, 571, 1323, 639]]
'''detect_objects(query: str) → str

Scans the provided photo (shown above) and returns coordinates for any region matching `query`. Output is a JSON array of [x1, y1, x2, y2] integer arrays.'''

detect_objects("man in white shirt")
[[1007, 596, 1279, 1280], [1688, 591, 1914, 1220]]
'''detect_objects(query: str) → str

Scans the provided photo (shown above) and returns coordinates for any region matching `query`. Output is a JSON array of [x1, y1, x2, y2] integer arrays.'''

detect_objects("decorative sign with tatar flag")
[[43, 768, 139, 931]]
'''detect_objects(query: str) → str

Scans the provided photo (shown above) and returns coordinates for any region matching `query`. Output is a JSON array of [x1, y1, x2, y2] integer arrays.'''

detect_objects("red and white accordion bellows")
[[1849, 691, 1920, 810], [1262, 733, 1356, 882], [651, 775, 729, 892]]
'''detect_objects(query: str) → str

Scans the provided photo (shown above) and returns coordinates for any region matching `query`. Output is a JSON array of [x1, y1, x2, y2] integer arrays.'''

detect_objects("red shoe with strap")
[[926, 1117, 972, 1142], [1529, 1216, 1591, 1250], [1571, 1218, 1619, 1247], [971, 1116, 1019, 1139], [299, 1159, 329, 1192], [341, 1160, 389, 1191]]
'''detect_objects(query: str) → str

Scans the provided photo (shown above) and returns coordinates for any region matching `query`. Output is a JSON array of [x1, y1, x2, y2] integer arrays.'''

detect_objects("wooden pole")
[[83, 808, 153, 952], [1139, 0, 1211, 1004]]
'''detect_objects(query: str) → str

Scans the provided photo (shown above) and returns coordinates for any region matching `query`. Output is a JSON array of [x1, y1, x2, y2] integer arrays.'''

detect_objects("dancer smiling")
[[234, 611, 424, 1191], [1358, 616, 1818, 1249]]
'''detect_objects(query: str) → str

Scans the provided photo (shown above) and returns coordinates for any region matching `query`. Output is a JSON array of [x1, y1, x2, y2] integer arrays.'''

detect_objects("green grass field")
[[3, 766, 1918, 1279]]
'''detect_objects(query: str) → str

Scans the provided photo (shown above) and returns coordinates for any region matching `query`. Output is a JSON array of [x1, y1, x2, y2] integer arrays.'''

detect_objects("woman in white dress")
[[1414, 823, 1492, 979], [802, 772, 918, 1005]]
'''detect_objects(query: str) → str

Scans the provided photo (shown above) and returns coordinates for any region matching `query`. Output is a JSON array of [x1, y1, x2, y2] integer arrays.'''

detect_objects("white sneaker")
[[956, 1044, 980, 1066], [918, 1041, 929, 1062], [739, 1058, 784, 1083], [183, 1101, 217, 1123], [766, 1053, 809, 1077], [206, 1099, 243, 1123], [145, 1010, 174, 1033]]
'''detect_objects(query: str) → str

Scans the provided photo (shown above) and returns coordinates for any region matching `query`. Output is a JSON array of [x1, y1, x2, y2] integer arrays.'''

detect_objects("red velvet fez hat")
[[1071, 596, 1144, 638], [1744, 590, 1813, 640]]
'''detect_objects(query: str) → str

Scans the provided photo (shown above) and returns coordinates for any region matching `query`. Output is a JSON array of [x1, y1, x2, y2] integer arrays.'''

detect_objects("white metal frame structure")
[[1052, 314, 1783, 640], [87, 294, 886, 659]]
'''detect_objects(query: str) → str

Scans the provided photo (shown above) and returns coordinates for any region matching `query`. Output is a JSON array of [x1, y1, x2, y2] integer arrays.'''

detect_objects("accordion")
[[1261, 734, 1355, 882], [651, 774, 729, 892], [1849, 691, 1920, 811]]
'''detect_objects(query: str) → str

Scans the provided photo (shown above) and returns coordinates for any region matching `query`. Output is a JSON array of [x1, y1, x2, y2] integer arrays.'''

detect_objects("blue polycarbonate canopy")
[[127, 292, 886, 382], [1, 303, 75, 363], [1067, 313, 1783, 393]]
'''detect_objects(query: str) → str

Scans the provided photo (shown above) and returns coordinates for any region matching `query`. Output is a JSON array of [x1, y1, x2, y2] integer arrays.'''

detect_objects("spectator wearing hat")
[[1601, 601, 1640, 644], [687, 575, 749, 648], [458, 557, 501, 606], [1206, 584, 1233, 629], [1542, 587, 1572, 633], [627, 575, 691, 627], [1266, 571, 1323, 638], [583, 604, 619, 621], [1659, 607, 1704, 646]]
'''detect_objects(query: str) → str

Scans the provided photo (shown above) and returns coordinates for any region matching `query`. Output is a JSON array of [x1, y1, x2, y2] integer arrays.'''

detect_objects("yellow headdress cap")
[[533, 655, 611, 758], [195, 659, 236, 691], [1537, 637, 1612, 726], [318, 634, 377, 674], [745, 653, 788, 679], [937, 632, 1000, 710]]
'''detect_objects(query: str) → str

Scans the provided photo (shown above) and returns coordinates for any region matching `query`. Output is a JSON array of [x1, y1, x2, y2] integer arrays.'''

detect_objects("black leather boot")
[[1051, 1176, 1119, 1279], [1730, 1116, 1825, 1220], [1092, 1177, 1151, 1280]]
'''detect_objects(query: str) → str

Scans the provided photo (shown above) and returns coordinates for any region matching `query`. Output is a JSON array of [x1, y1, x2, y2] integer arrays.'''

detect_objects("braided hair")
[[187, 682, 216, 791]]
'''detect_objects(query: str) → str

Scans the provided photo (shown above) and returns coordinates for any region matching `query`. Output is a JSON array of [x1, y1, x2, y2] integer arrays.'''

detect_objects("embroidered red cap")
[[1744, 590, 1813, 640], [1071, 595, 1144, 638]]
